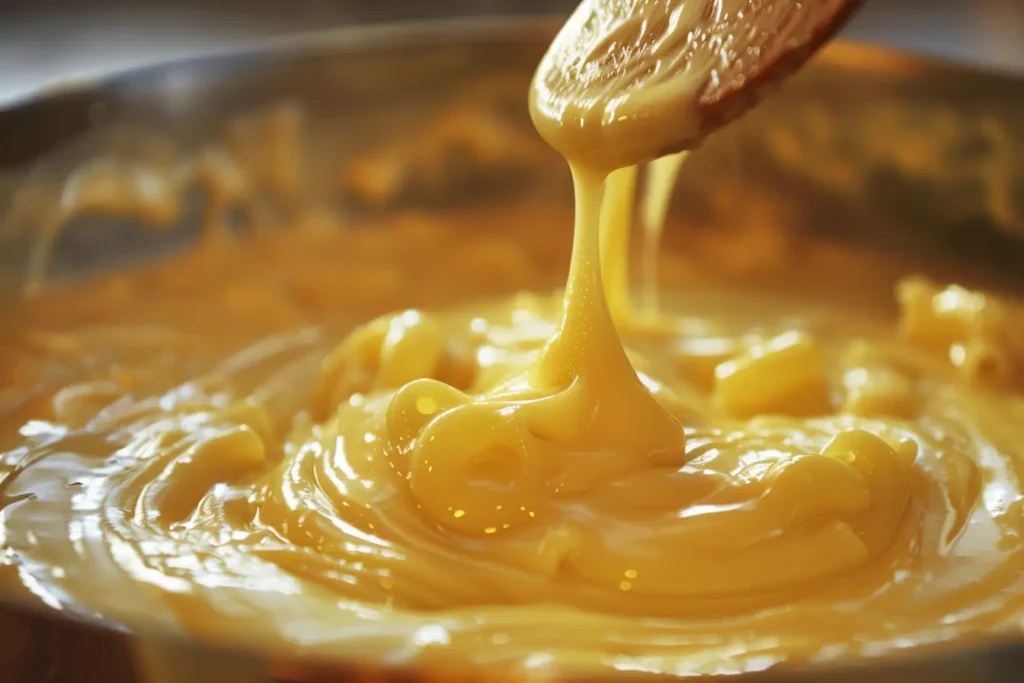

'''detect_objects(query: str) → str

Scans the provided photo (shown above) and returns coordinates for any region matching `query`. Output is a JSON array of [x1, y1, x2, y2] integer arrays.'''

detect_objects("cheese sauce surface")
[[3, 2, 1024, 679]]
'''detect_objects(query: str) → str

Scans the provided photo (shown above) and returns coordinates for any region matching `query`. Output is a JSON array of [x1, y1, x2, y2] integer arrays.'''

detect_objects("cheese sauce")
[[2, 1, 1024, 679]]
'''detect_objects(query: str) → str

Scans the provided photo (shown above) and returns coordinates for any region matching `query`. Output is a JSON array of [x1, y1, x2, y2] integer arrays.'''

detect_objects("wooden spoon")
[[531, 0, 863, 171]]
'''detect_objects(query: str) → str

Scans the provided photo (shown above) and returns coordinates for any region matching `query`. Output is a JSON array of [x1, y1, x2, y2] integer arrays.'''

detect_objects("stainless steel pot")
[[1, 16, 1023, 683]]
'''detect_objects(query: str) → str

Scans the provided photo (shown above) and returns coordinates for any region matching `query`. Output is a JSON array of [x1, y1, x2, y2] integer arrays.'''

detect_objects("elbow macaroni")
[[713, 330, 831, 417], [897, 276, 1024, 390]]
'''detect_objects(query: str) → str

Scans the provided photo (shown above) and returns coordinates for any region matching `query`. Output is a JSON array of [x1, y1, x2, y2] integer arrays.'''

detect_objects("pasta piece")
[[310, 310, 475, 420], [385, 378, 470, 476], [713, 331, 830, 418], [408, 403, 545, 535], [376, 311, 445, 389], [309, 315, 390, 418], [897, 276, 976, 351], [820, 429, 912, 554], [674, 337, 742, 389], [841, 366, 918, 418], [896, 276, 1024, 390], [149, 426, 266, 525]]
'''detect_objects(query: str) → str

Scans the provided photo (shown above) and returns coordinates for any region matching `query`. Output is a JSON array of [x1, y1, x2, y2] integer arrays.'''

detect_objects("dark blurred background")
[[0, 0, 1022, 107]]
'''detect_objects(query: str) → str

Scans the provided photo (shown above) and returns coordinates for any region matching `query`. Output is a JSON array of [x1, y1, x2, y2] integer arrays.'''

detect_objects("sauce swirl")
[[1, 2, 1024, 679]]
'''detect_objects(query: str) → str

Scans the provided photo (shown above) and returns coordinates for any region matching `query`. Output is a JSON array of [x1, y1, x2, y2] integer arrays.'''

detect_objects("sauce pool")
[[1, 1, 1024, 679]]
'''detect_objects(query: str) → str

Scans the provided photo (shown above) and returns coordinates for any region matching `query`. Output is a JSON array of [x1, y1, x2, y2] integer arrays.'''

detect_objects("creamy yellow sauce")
[[2, 194, 1024, 677], [2, 2, 1024, 680]]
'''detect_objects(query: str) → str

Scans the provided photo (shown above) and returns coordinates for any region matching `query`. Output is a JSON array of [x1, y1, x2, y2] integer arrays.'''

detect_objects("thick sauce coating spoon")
[[531, 0, 863, 170]]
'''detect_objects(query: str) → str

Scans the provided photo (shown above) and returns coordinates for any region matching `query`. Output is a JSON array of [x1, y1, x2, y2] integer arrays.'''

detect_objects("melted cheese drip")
[[641, 152, 688, 315]]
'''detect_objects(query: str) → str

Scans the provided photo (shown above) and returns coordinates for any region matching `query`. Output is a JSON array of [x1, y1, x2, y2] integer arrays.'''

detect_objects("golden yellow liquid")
[[1, 190, 1024, 677], [1, 4, 1024, 679], [639, 152, 688, 315]]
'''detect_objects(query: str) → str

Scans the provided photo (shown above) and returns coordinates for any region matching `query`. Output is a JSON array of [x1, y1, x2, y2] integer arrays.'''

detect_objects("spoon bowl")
[[530, 0, 864, 170]]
